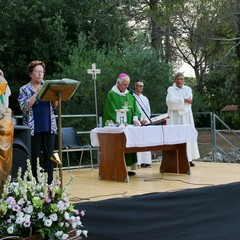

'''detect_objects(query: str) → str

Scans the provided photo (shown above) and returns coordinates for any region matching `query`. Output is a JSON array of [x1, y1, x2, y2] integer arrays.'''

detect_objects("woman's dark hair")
[[26, 60, 46, 75]]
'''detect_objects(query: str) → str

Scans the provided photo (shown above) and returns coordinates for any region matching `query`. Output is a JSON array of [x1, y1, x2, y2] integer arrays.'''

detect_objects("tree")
[[0, 0, 71, 114], [121, 0, 184, 64], [231, 0, 240, 105], [0, 0, 134, 115]]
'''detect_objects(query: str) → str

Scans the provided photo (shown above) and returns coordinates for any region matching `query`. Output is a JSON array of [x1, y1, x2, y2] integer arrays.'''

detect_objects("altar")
[[90, 124, 198, 182]]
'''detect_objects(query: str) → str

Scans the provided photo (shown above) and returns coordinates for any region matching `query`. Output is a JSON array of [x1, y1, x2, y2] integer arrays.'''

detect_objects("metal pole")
[[211, 112, 216, 162], [93, 75, 98, 127], [58, 91, 63, 189]]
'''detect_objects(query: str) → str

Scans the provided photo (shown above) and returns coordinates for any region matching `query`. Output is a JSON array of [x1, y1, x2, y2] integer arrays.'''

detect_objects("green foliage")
[[218, 112, 240, 130], [0, 0, 71, 115], [0, 0, 134, 115], [202, 65, 238, 112], [231, 113, 240, 130]]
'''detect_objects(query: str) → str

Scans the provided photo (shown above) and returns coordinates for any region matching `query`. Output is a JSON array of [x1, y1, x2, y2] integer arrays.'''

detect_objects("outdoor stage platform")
[[63, 161, 240, 240], [64, 161, 240, 202]]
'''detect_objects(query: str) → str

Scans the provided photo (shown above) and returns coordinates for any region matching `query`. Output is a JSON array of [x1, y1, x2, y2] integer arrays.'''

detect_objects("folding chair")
[[61, 127, 94, 172]]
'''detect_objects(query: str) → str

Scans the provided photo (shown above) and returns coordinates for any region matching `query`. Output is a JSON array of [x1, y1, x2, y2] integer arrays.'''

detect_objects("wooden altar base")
[[97, 132, 190, 183], [63, 161, 240, 203]]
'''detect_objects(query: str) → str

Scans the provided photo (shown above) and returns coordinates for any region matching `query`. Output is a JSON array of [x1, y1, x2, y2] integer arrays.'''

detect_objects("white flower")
[[16, 215, 24, 225], [55, 231, 63, 237], [24, 214, 31, 222], [64, 212, 70, 220], [64, 198, 70, 208], [38, 212, 45, 219], [6, 196, 16, 206], [65, 222, 70, 228], [44, 219, 52, 227], [49, 213, 58, 221], [74, 209, 79, 215], [82, 230, 88, 237], [16, 211, 24, 217], [76, 230, 82, 236], [62, 233, 69, 239], [77, 220, 82, 227], [62, 192, 67, 198], [10, 182, 18, 188], [39, 192, 44, 198], [17, 198, 25, 206], [57, 200, 65, 211], [24, 205, 33, 214], [7, 226, 14, 234], [71, 222, 77, 229]]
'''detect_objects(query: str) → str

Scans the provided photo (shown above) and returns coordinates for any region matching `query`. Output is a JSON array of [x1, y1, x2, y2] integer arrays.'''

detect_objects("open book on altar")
[[37, 79, 80, 102], [150, 113, 169, 125]]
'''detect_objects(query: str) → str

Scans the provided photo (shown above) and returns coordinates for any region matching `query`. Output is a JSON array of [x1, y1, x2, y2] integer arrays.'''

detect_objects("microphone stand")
[[128, 88, 152, 125]]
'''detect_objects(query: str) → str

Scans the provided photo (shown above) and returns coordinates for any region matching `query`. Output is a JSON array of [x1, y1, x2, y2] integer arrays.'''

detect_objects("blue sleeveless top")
[[32, 88, 51, 132]]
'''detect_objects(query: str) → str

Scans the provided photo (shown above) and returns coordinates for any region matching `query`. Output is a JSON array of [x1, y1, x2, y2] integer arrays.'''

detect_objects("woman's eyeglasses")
[[33, 70, 45, 74]]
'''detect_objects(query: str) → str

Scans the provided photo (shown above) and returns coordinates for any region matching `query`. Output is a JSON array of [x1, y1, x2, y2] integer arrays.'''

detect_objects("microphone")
[[127, 87, 137, 95]]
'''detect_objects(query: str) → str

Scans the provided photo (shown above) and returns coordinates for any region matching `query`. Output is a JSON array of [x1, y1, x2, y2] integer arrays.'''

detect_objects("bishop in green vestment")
[[103, 73, 142, 168]]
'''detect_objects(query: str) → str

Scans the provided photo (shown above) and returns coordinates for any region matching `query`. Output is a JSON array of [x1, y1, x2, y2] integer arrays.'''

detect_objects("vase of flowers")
[[0, 159, 88, 239]]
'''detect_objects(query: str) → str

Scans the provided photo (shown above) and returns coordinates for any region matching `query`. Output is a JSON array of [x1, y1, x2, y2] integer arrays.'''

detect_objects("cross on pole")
[[87, 63, 101, 80], [87, 63, 101, 127]]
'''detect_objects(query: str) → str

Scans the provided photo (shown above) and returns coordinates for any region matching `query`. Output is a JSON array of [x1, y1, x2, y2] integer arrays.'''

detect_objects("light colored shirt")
[[134, 93, 151, 124]]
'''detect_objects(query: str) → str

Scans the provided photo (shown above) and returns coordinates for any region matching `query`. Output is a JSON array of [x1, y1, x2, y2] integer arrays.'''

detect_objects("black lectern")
[[38, 79, 80, 188]]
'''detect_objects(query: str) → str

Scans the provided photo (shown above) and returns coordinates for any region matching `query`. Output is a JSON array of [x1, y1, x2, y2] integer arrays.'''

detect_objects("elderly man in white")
[[166, 72, 199, 167], [133, 80, 152, 168]]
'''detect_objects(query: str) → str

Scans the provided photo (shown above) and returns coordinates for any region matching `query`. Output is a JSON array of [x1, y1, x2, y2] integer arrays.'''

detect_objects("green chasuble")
[[103, 87, 141, 166], [103, 90, 141, 125]]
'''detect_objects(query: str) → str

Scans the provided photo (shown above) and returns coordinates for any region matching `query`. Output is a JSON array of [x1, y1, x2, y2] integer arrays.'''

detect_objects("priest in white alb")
[[166, 72, 200, 166], [133, 80, 152, 168]]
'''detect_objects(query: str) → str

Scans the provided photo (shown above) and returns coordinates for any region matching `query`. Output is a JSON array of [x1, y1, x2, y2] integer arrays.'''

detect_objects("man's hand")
[[184, 98, 192, 104], [133, 120, 141, 126], [141, 119, 148, 126]]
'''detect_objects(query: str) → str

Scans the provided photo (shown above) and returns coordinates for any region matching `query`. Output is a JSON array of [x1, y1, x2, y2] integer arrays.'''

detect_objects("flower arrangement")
[[0, 159, 88, 239]]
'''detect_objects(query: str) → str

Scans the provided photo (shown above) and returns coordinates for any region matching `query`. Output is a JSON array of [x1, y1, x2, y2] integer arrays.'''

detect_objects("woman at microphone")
[[18, 60, 58, 184]]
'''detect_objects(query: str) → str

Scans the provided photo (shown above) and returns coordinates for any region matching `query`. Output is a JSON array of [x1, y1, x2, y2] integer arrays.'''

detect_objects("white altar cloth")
[[90, 124, 198, 148]]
